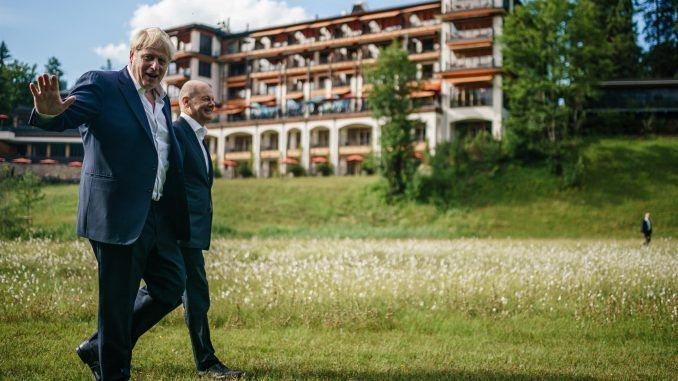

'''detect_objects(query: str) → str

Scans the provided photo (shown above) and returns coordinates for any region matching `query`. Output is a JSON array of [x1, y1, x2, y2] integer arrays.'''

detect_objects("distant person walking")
[[641, 212, 652, 245]]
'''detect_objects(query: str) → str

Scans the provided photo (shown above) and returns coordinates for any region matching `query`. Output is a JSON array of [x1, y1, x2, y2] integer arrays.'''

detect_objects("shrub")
[[464, 131, 503, 164], [238, 164, 254, 178], [315, 162, 333, 176], [361, 153, 378, 175], [288, 163, 306, 177]]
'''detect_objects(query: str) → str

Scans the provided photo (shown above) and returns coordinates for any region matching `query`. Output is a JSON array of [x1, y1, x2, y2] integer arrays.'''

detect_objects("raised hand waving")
[[29, 74, 76, 116]]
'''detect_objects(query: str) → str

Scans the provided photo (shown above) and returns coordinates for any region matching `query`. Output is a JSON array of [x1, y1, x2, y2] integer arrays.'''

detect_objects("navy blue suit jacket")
[[174, 117, 213, 250], [28, 68, 189, 245]]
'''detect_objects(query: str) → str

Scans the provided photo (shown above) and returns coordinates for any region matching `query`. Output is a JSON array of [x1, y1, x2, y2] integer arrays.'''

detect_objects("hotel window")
[[359, 130, 371, 145], [230, 62, 246, 76], [413, 125, 426, 142], [316, 130, 329, 147], [451, 87, 492, 107], [234, 136, 251, 152], [199, 34, 212, 55], [421, 64, 434, 79], [199, 61, 211, 78]]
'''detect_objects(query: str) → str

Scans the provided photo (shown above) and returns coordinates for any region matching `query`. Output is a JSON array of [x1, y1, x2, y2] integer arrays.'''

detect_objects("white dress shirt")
[[180, 112, 210, 173], [127, 66, 170, 201]]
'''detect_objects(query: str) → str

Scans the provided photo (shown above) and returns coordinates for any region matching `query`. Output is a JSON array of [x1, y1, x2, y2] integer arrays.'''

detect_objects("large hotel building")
[[1, 0, 516, 177]]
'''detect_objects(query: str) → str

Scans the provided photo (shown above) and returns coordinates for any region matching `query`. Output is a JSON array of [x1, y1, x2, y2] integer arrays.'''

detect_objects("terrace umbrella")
[[0, 157, 5, 162], [12, 158, 31, 164], [346, 155, 363, 162], [311, 156, 328, 163], [223, 160, 240, 167], [67, 161, 82, 167], [0, 114, 8, 128], [281, 158, 298, 164], [39, 159, 58, 164]]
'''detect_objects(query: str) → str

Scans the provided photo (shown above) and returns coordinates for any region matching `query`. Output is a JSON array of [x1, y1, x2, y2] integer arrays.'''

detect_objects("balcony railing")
[[448, 27, 493, 41], [444, 0, 495, 13], [167, 67, 191, 77], [450, 87, 493, 107], [447, 56, 495, 70], [235, 22, 439, 56]]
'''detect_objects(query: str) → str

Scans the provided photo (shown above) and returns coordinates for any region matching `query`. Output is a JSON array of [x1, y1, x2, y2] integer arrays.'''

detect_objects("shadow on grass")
[[583, 142, 678, 206], [244, 367, 602, 380]]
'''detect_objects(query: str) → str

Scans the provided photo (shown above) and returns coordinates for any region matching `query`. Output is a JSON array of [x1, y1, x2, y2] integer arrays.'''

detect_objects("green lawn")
[[0, 238, 675, 380], [33, 136, 678, 239]]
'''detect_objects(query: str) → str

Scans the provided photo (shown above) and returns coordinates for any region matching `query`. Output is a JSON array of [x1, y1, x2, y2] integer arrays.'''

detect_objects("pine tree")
[[0, 41, 10, 67], [596, 0, 643, 78], [45, 56, 67, 89], [638, 0, 678, 77]]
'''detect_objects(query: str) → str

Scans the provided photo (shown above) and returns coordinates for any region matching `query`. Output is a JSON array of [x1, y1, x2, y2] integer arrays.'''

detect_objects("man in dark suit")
[[171, 80, 244, 379], [641, 212, 652, 245], [29, 28, 189, 381]]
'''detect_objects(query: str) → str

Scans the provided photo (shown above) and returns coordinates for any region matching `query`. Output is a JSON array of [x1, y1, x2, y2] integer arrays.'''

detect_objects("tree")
[[0, 42, 37, 116], [0, 41, 12, 115], [45, 56, 67, 89], [366, 41, 420, 198], [502, 0, 612, 160], [595, 0, 643, 78], [638, 0, 678, 77], [6, 60, 37, 110], [0, 41, 10, 67]]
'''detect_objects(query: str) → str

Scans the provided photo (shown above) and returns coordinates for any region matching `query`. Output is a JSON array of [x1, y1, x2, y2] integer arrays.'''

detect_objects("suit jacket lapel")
[[178, 117, 211, 183], [203, 139, 213, 185], [118, 69, 154, 144]]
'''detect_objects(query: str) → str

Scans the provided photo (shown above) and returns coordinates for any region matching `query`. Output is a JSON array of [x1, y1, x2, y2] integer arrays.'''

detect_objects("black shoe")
[[75, 341, 101, 381], [198, 362, 245, 380]]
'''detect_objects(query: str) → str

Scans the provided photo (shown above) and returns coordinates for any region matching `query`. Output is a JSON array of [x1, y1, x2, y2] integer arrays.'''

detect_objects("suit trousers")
[[134, 248, 220, 370], [88, 201, 186, 381], [180, 247, 219, 371]]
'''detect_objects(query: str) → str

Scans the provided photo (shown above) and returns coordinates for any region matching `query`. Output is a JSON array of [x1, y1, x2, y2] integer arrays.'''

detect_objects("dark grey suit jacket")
[[175, 117, 213, 250], [28, 69, 189, 245]]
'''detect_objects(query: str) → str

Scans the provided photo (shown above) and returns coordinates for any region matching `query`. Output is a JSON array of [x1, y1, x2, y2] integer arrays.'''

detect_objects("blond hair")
[[130, 27, 175, 60]]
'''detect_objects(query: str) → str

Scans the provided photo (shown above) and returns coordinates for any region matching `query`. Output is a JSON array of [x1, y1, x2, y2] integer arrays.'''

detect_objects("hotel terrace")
[[0, 0, 515, 177]]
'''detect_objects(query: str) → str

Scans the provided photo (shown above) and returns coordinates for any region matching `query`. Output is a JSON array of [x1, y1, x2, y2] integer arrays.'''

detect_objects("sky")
[[0, 0, 416, 88]]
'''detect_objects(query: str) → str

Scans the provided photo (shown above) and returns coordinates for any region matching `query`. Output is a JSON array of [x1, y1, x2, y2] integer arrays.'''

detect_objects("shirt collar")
[[126, 65, 166, 100], [180, 112, 207, 138]]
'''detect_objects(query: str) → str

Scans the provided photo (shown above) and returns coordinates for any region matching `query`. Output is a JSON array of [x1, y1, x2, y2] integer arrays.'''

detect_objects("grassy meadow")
[[31, 137, 678, 240], [0, 238, 676, 380], [1, 136, 677, 380]]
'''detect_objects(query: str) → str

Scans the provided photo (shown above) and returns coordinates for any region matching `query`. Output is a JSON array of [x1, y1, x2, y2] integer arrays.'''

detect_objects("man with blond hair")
[[29, 27, 190, 380]]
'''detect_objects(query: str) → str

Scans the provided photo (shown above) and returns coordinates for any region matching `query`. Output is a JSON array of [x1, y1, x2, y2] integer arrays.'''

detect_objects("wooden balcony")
[[440, 8, 505, 24], [438, 67, 501, 83], [220, 24, 441, 62], [174, 51, 218, 63], [447, 37, 493, 53], [240, 51, 439, 83], [164, 72, 190, 86]]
